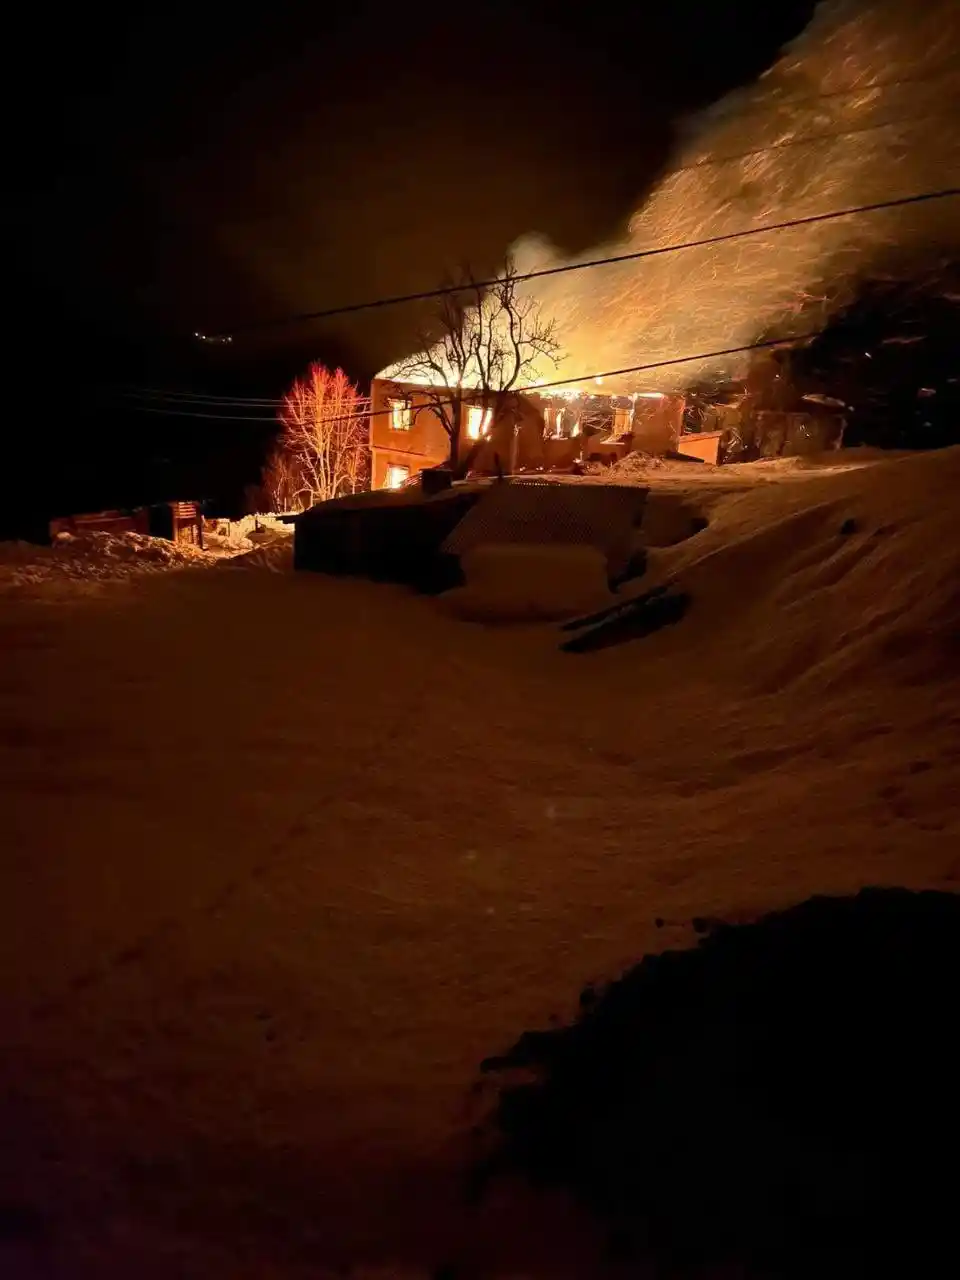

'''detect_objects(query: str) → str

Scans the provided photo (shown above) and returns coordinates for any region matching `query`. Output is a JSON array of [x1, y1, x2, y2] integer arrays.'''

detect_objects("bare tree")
[[385, 257, 562, 473], [260, 444, 302, 512], [272, 364, 370, 508]]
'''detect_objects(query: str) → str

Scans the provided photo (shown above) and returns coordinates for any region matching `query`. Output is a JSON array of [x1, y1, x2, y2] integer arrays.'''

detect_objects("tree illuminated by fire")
[[267, 364, 369, 509], [382, 258, 562, 471]]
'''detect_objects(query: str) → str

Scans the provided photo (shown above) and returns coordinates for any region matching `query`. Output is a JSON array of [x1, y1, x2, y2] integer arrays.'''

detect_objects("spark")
[[510, 0, 960, 394], [377, 1, 959, 399]]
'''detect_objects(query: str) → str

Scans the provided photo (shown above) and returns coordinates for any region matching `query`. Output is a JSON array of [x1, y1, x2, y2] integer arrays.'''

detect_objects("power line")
[[209, 185, 960, 338], [529, 331, 823, 395], [121, 403, 282, 423], [122, 180, 959, 419], [122, 330, 827, 427], [121, 386, 284, 404], [192, 66, 960, 345], [115, 386, 285, 408], [373, 332, 826, 412]]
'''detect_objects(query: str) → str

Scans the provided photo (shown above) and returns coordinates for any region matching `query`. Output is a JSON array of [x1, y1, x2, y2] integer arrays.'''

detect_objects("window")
[[614, 406, 633, 434], [384, 464, 410, 490], [545, 406, 579, 439], [388, 397, 412, 431], [466, 405, 492, 439]]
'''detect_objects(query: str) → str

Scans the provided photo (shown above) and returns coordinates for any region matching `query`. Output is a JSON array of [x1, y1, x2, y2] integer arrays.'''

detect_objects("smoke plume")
[[511, 0, 960, 394]]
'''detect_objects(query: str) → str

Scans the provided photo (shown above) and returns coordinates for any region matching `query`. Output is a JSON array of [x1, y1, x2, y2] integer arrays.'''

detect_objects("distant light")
[[594, 376, 604, 385], [637, 392, 665, 399]]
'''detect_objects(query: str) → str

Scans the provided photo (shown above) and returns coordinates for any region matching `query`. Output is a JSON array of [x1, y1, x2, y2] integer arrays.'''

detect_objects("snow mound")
[[579, 452, 667, 479], [442, 543, 614, 623], [224, 537, 294, 573], [639, 446, 960, 691], [0, 530, 217, 595]]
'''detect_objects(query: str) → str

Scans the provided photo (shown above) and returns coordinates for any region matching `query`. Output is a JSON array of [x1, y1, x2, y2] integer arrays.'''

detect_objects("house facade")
[[369, 378, 691, 489], [367, 379, 503, 489]]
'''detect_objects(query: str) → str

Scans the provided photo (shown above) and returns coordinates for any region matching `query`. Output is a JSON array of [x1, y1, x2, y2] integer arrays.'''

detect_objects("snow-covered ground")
[[0, 527, 295, 601], [0, 530, 220, 597], [2, 451, 959, 1277]]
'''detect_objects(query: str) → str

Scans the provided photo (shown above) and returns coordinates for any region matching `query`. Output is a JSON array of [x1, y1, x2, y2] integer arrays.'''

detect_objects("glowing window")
[[384, 464, 409, 490], [388, 398, 412, 431], [466, 405, 492, 439]]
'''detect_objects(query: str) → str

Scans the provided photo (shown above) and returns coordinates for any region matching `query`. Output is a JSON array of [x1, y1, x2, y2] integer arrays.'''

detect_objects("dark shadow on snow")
[[476, 887, 960, 1276], [560, 586, 690, 653]]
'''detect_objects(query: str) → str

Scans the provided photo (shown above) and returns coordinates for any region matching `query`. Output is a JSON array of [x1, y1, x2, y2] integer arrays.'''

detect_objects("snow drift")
[[0, 531, 217, 596], [629, 446, 960, 692], [442, 544, 614, 623]]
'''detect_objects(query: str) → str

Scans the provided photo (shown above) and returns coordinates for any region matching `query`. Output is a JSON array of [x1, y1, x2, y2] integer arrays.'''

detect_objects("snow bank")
[[0, 530, 218, 596], [442, 543, 614, 622], [207, 513, 292, 546], [224, 539, 295, 573], [631, 446, 960, 693]]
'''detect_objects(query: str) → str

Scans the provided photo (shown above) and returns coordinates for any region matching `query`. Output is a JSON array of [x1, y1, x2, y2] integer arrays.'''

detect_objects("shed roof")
[[442, 480, 648, 559]]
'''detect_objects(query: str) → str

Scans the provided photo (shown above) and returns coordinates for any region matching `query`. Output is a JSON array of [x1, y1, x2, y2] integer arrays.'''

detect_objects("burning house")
[[683, 345, 849, 462], [368, 377, 699, 489], [365, 0, 956, 491]]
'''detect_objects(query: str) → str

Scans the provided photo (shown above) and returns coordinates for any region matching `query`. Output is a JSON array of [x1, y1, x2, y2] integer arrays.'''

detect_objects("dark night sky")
[[8, 0, 817, 517]]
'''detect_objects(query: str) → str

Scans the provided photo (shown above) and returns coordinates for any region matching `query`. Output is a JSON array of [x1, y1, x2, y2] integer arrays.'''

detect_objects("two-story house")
[[368, 378, 690, 488]]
